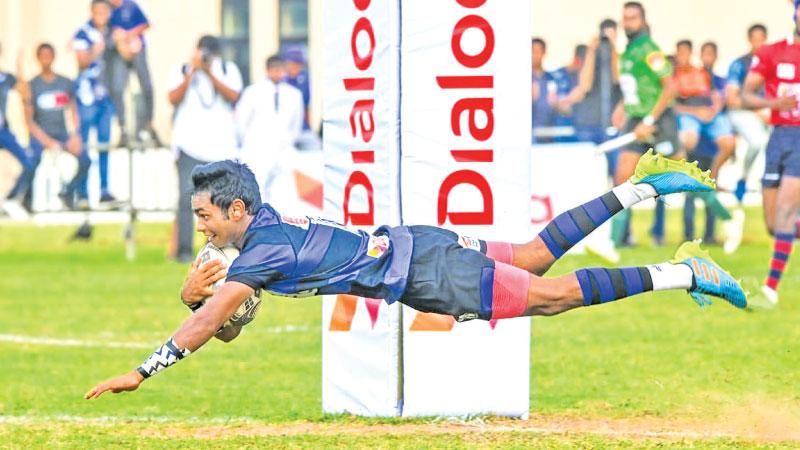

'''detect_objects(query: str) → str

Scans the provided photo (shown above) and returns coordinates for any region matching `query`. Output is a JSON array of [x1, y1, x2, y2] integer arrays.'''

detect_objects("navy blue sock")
[[575, 267, 654, 306], [539, 191, 623, 259], [99, 151, 110, 193]]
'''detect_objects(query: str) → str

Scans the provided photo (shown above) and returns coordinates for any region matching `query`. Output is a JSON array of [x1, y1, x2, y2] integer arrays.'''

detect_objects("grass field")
[[1, 208, 798, 449]]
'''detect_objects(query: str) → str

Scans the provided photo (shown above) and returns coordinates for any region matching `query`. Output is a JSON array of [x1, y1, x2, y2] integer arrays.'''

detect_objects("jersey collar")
[[626, 32, 649, 50]]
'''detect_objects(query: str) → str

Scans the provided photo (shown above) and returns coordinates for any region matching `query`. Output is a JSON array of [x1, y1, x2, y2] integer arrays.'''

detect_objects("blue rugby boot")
[[630, 149, 716, 196], [671, 240, 747, 309]]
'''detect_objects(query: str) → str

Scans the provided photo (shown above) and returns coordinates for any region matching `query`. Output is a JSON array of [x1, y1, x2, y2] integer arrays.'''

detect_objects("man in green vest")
[[612, 1, 679, 247]]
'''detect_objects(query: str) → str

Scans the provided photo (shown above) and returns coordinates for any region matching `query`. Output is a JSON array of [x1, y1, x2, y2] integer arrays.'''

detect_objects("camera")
[[200, 48, 212, 65]]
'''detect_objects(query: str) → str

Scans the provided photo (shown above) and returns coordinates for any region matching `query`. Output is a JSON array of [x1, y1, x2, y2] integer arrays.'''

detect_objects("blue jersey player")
[[86, 155, 747, 399]]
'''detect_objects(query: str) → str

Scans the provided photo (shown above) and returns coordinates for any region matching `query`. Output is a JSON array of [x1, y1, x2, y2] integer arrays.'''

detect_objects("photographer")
[[563, 19, 622, 173], [168, 35, 242, 262]]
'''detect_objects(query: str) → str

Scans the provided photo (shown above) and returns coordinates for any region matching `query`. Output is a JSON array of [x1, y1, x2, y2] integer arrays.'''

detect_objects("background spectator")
[[531, 37, 554, 142], [613, 1, 678, 247], [726, 24, 770, 204], [108, 0, 158, 147], [25, 43, 88, 211], [673, 39, 736, 179], [549, 44, 587, 140], [674, 39, 743, 253], [683, 134, 719, 244], [571, 18, 622, 175], [701, 41, 726, 92], [168, 35, 242, 262], [73, 0, 116, 205], [236, 54, 304, 203], [1, 42, 34, 219], [283, 47, 311, 132]]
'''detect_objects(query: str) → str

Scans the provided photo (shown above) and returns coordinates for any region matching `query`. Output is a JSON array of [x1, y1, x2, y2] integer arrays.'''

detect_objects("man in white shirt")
[[236, 55, 304, 202], [168, 35, 242, 262]]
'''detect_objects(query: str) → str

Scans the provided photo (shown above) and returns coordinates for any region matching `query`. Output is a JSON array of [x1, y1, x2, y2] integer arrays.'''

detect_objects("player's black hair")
[[623, 2, 646, 20], [91, 0, 110, 7], [701, 41, 718, 54], [531, 37, 546, 51], [575, 44, 587, 60], [197, 35, 221, 55], [599, 18, 617, 32], [36, 43, 55, 56], [676, 39, 693, 50], [266, 54, 284, 69], [191, 160, 262, 216], [748, 23, 767, 37]]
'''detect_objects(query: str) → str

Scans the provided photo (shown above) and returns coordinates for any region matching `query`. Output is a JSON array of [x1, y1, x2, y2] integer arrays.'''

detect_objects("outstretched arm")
[[742, 72, 797, 112], [84, 281, 254, 399]]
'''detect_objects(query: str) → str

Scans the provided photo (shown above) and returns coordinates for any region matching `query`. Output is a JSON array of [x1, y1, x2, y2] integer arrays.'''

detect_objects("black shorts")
[[763, 126, 800, 188], [399, 225, 495, 322], [622, 108, 680, 156]]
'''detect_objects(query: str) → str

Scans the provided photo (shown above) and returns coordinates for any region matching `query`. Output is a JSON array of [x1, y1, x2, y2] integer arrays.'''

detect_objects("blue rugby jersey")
[[110, 0, 149, 46], [726, 54, 753, 88], [0, 71, 16, 128], [226, 204, 413, 303]]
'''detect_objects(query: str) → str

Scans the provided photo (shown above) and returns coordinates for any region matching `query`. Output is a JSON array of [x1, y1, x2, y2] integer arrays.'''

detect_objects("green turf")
[[0, 208, 797, 448]]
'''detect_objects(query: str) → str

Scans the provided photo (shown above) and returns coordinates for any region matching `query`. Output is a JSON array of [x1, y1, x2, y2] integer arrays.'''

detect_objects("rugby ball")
[[193, 242, 262, 328]]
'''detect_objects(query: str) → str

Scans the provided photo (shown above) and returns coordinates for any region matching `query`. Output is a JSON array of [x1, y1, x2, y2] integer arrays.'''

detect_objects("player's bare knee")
[[681, 133, 699, 151], [774, 204, 800, 232]]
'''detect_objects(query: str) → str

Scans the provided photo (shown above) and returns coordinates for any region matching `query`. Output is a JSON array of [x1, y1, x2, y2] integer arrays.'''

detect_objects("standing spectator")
[[700, 41, 725, 93], [25, 43, 87, 210], [612, 2, 678, 247], [168, 35, 242, 262], [73, 0, 117, 205], [673, 39, 744, 253], [549, 44, 587, 140], [531, 37, 554, 142], [726, 24, 770, 203], [0, 43, 33, 219], [236, 55, 304, 203], [683, 135, 720, 244], [283, 47, 311, 131], [108, 0, 159, 147], [687, 42, 726, 244]]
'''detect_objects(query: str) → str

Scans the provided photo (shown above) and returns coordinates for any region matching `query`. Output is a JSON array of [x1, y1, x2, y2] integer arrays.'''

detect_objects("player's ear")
[[230, 199, 246, 220]]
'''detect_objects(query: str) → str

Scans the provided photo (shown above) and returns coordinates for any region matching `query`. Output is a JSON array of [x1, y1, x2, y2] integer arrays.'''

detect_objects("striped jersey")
[[73, 21, 111, 106], [226, 204, 413, 303]]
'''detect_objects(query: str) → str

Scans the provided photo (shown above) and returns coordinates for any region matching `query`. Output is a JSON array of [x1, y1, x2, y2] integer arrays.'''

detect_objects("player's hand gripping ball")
[[193, 242, 262, 328]]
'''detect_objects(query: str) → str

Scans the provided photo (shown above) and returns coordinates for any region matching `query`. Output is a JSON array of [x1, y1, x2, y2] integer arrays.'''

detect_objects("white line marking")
[[0, 326, 311, 349], [253, 325, 312, 334], [0, 415, 258, 425], [0, 334, 155, 349]]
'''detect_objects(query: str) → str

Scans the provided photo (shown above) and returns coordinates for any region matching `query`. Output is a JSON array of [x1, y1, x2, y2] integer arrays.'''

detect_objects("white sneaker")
[[723, 208, 745, 254], [761, 285, 779, 306], [2, 200, 29, 221]]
